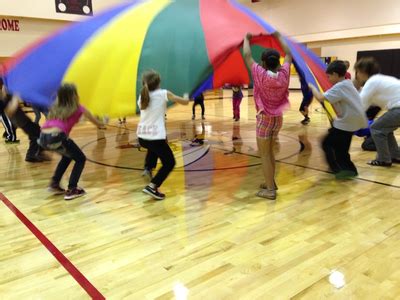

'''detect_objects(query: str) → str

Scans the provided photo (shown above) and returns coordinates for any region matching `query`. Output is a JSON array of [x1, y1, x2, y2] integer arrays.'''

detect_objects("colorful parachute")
[[2, 0, 333, 117]]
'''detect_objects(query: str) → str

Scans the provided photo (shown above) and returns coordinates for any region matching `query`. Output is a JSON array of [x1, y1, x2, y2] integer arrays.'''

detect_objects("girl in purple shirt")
[[39, 84, 105, 200]]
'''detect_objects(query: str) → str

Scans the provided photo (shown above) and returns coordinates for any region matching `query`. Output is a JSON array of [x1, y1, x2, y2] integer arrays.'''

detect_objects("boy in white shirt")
[[354, 57, 400, 166]]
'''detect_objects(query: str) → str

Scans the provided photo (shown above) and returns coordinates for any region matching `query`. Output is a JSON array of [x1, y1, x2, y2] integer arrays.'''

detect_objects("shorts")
[[256, 113, 282, 139]]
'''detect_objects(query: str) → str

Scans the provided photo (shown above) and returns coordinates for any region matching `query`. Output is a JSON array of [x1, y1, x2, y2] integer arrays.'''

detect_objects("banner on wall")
[[55, 0, 93, 16], [0, 18, 20, 31]]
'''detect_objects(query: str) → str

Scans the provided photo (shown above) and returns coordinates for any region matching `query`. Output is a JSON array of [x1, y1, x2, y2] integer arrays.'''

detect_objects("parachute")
[[2, 0, 334, 117]]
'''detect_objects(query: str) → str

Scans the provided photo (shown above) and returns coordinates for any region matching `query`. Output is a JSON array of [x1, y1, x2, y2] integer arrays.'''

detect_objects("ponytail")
[[140, 70, 161, 110], [140, 83, 150, 110]]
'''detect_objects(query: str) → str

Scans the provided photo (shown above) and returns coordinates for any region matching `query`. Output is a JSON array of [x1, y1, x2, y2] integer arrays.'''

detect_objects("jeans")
[[370, 108, 400, 162], [40, 132, 86, 189], [233, 97, 242, 119], [192, 100, 205, 116], [138, 138, 176, 187], [11, 108, 41, 158], [322, 127, 357, 174]]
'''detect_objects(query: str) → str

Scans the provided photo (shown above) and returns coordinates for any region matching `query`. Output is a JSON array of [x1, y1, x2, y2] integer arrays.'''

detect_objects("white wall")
[[237, 0, 400, 87], [239, 0, 400, 41], [308, 34, 400, 77], [0, 17, 69, 56], [0, 0, 125, 21], [0, 1, 126, 57]]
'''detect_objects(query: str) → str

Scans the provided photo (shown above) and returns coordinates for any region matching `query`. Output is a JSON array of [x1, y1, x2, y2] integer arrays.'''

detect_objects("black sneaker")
[[25, 155, 44, 163], [335, 170, 358, 180], [301, 117, 310, 125], [5, 139, 20, 144], [64, 187, 86, 200], [142, 185, 165, 200]]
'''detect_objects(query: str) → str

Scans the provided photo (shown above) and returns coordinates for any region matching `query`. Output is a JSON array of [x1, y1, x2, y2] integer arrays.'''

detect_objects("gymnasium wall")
[[240, 0, 400, 41], [0, 0, 125, 57], [308, 34, 400, 78], [0, 17, 69, 57], [239, 0, 400, 87], [0, 0, 122, 21]]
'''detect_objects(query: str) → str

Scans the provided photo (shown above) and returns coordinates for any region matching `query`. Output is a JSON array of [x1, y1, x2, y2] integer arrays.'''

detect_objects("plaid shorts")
[[256, 113, 282, 139]]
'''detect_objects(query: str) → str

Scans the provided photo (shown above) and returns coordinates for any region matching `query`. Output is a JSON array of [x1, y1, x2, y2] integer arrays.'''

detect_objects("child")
[[297, 67, 314, 125], [354, 105, 381, 151], [243, 31, 292, 200], [1, 108, 18, 143], [344, 60, 352, 80], [232, 85, 243, 121], [1, 78, 49, 162], [355, 57, 400, 166], [38, 83, 105, 200], [137, 70, 189, 200], [190, 121, 205, 146], [192, 92, 205, 120], [0, 78, 19, 143], [309, 60, 367, 179], [299, 77, 314, 125], [118, 117, 126, 125]]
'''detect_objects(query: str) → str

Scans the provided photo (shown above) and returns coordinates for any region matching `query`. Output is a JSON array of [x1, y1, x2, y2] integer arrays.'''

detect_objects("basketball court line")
[[0, 193, 105, 300]]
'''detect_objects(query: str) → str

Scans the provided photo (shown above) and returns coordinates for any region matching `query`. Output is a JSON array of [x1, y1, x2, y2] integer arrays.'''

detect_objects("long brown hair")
[[48, 83, 79, 120], [140, 70, 161, 110]]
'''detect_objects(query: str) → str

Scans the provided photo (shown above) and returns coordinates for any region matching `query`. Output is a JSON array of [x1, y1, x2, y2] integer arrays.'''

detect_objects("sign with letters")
[[0, 18, 20, 31], [55, 0, 93, 16]]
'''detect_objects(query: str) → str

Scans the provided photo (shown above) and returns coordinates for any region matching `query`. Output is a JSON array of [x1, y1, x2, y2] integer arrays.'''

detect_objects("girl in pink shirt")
[[243, 31, 292, 200], [39, 84, 105, 200]]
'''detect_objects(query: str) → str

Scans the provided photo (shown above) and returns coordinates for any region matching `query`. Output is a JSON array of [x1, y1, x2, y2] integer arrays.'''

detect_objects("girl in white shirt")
[[137, 70, 189, 200]]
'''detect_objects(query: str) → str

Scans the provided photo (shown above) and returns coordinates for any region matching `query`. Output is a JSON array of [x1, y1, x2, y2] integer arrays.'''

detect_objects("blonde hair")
[[140, 70, 161, 110], [48, 83, 79, 120]]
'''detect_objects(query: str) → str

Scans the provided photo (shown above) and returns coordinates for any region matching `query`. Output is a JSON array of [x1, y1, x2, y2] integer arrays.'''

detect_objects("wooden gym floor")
[[0, 90, 399, 299]]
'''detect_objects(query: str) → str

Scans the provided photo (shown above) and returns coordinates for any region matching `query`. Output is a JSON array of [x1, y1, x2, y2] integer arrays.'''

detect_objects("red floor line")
[[0, 193, 106, 300]]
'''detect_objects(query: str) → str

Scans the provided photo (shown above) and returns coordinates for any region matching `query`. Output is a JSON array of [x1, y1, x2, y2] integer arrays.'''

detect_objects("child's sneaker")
[[300, 117, 310, 125], [142, 185, 165, 200], [190, 138, 204, 146], [335, 170, 358, 180], [64, 187, 86, 200], [142, 168, 153, 181], [47, 183, 65, 195], [5, 139, 20, 144]]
